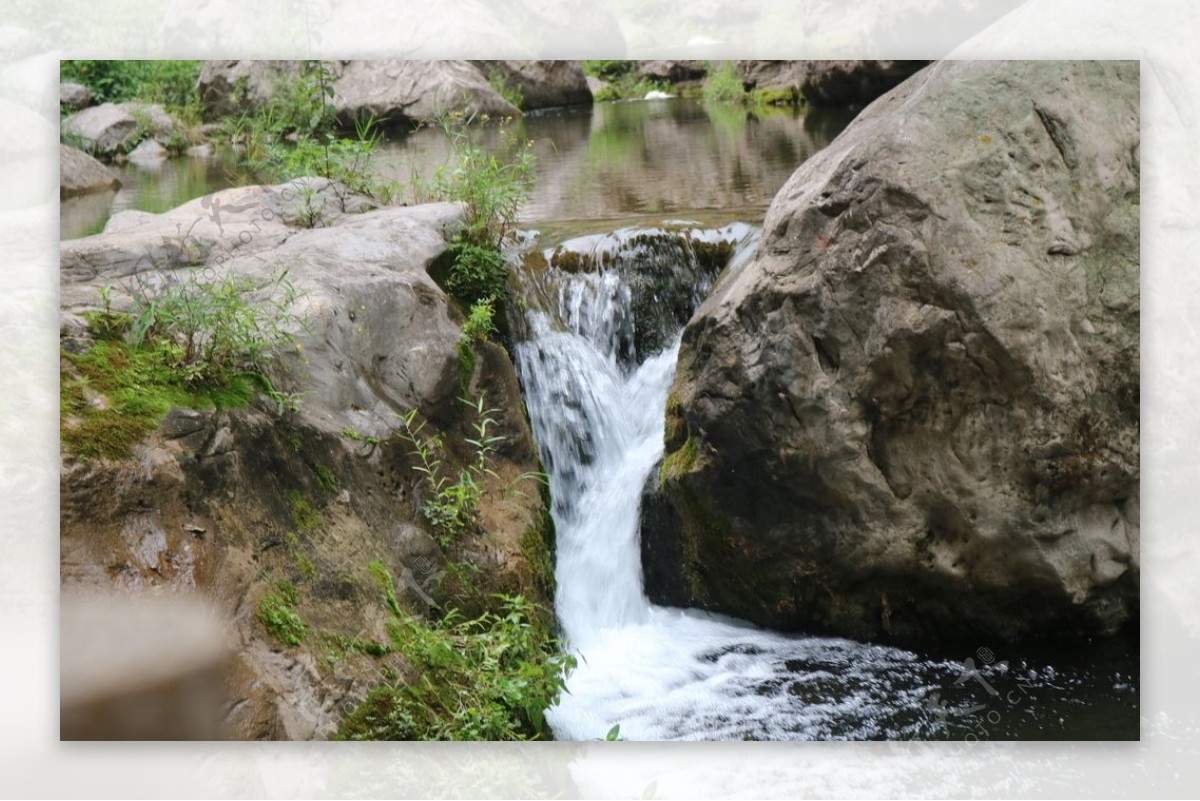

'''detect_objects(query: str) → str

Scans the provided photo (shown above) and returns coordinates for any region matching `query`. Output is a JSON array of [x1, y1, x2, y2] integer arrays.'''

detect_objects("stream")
[[62, 96, 1139, 740], [510, 225, 1137, 741]]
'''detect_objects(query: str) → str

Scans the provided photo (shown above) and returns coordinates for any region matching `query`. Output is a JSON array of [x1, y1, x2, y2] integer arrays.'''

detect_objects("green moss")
[[659, 432, 698, 484], [293, 552, 317, 579], [313, 464, 338, 493], [748, 86, 802, 106], [666, 480, 732, 604], [287, 489, 320, 533], [60, 339, 256, 461], [257, 580, 307, 645]]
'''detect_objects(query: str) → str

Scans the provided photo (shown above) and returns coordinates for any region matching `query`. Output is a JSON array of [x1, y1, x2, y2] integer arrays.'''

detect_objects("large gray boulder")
[[195, 60, 301, 119], [738, 60, 929, 107], [332, 60, 516, 127], [60, 180, 468, 435], [60, 81, 92, 111], [473, 60, 592, 110], [60, 144, 120, 198], [637, 60, 709, 85], [197, 60, 518, 128], [650, 61, 1140, 646], [59, 181, 550, 739], [62, 102, 177, 157]]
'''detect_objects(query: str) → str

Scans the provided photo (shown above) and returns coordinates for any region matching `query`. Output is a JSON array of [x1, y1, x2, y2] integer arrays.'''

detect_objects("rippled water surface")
[[61, 98, 854, 239]]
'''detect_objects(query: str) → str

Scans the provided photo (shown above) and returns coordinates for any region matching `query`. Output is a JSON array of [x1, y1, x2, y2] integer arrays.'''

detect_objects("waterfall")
[[510, 224, 1059, 742]]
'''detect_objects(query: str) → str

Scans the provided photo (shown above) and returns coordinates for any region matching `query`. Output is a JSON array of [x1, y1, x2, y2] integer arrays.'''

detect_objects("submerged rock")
[[59, 144, 120, 198], [649, 61, 1140, 646]]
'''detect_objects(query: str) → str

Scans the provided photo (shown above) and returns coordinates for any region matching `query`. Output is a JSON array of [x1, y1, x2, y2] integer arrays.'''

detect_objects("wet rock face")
[[652, 61, 1140, 646], [474, 60, 592, 110], [737, 60, 929, 108], [532, 224, 755, 367]]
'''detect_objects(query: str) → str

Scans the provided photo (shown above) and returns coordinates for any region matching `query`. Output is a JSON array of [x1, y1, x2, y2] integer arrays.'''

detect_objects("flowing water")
[[60, 95, 1139, 740], [512, 225, 1139, 741]]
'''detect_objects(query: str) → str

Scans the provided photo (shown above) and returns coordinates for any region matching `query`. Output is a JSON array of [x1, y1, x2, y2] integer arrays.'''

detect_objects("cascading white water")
[[512, 226, 1068, 741]]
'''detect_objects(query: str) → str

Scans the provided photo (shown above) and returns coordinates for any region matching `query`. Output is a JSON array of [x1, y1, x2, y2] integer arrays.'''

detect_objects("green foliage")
[[482, 67, 524, 111], [434, 114, 534, 250], [219, 62, 399, 204], [314, 464, 338, 492], [257, 580, 307, 645], [61, 274, 304, 461], [584, 64, 672, 102], [701, 62, 748, 105], [287, 489, 320, 533], [581, 61, 637, 81], [444, 241, 510, 311], [461, 298, 498, 344], [456, 298, 497, 389], [60, 60, 202, 108], [368, 561, 404, 618], [127, 268, 303, 390], [341, 426, 380, 446], [335, 594, 574, 741], [293, 551, 317, 580], [399, 395, 503, 549], [600, 723, 624, 741], [61, 338, 255, 460]]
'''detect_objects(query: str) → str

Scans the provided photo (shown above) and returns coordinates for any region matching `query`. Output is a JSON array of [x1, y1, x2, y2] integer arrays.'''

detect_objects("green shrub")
[[398, 395, 503, 549], [223, 62, 399, 204], [257, 581, 307, 645], [461, 299, 497, 344], [701, 61, 748, 105], [456, 298, 498, 388], [60, 60, 203, 120], [581, 61, 636, 81], [127, 268, 303, 389], [445, 241, 510, 310], [335, 594, 574, 740], [434, 114, 534, 250]]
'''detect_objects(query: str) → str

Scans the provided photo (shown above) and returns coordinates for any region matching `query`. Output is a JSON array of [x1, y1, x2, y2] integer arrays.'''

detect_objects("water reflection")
[[61, 98, 857, 240]]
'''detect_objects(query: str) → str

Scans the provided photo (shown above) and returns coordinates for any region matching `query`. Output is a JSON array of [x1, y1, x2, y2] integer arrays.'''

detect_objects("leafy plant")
[[398, 394, 503, 549], [433, 113, 534, 250], [701, 61, 748, 104], [223, 62, 400, 206], [456, 298, 497, 388], [444, 241, 510, 311], [257, 580, 307, 645], [581, 60, 637, 81], [335, 593, 575, 741], [127, 267, 304, 389], [461, 298, 497, 344]]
